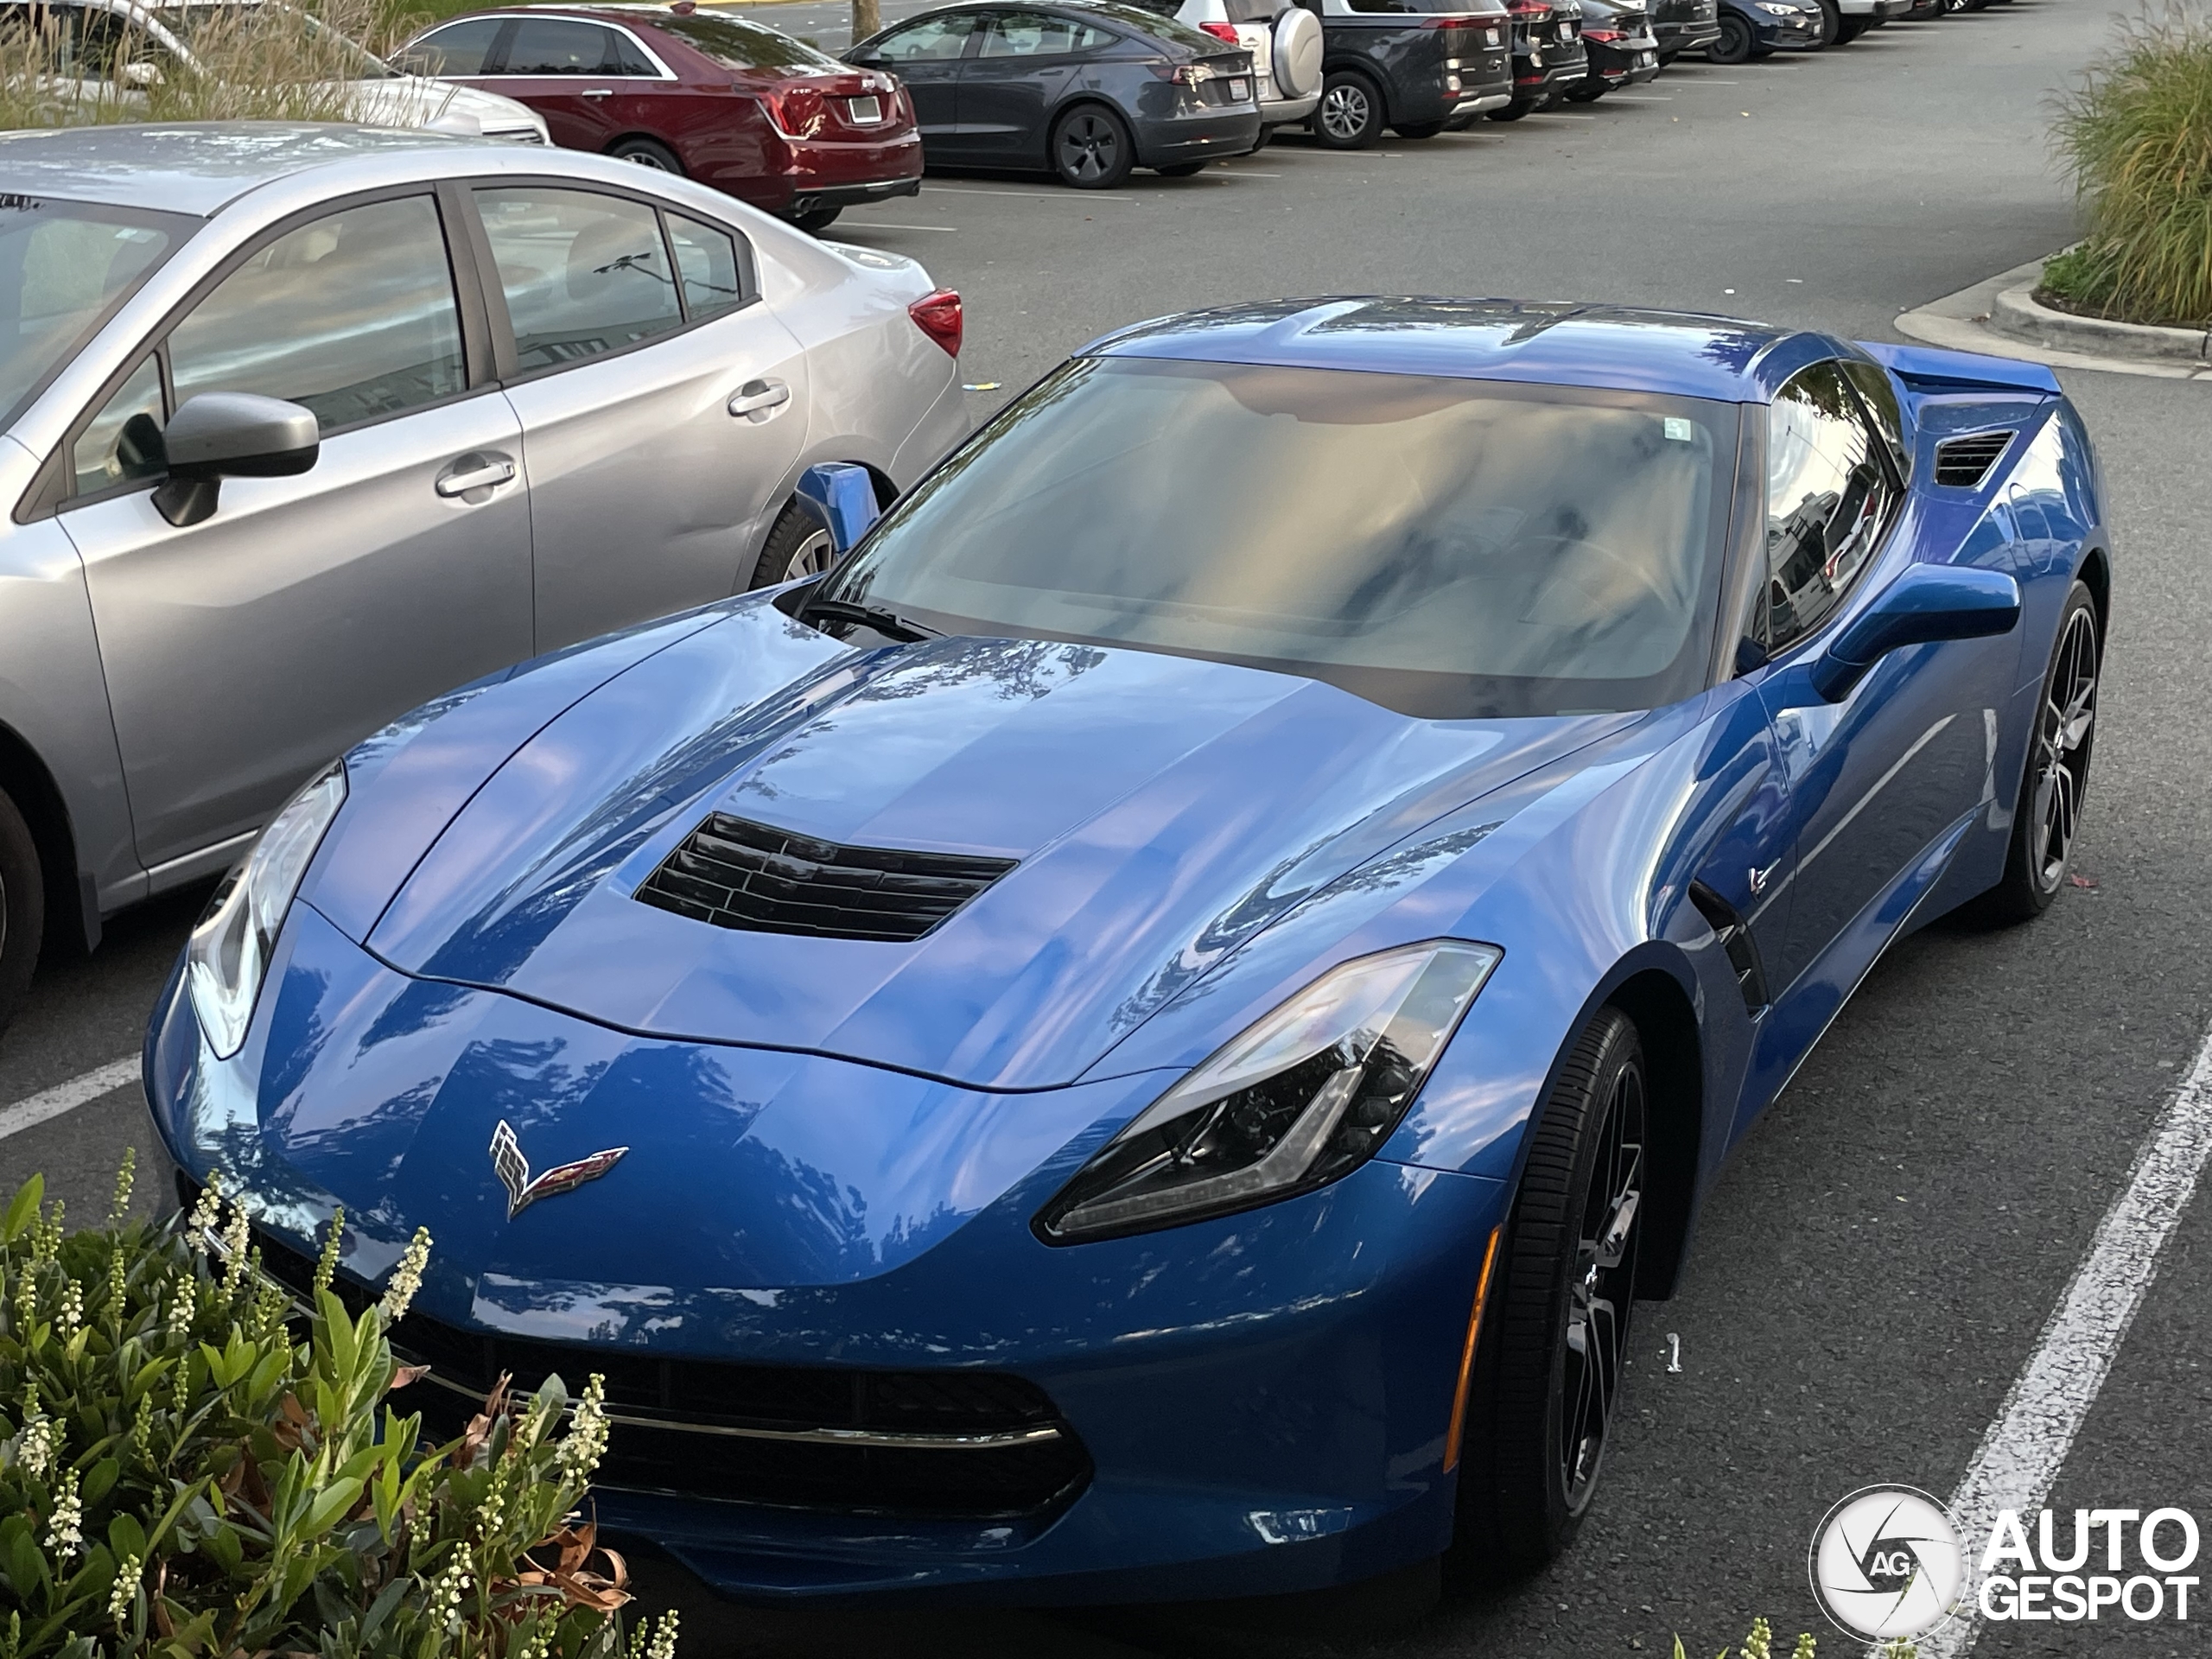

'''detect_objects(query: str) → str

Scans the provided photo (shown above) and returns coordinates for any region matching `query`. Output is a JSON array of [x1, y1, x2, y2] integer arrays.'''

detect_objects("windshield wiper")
[[795, 594, 939, 644]]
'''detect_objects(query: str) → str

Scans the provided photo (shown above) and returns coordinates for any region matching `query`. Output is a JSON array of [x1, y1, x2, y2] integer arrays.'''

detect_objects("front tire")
[[1051, 104, 1135, 188], [1452, 1007, 1646, 1576], [1808, 0, 1840, 46], [1709, 11, 1754, 59], [0, 787, 43, 1039], [1314, 69, 1385, 149], [747, 498, 840, 591], [1974, 582, 2101, 924]]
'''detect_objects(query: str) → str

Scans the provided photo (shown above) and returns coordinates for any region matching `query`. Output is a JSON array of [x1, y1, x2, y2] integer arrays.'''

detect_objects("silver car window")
[[166, 194, 465, 433], [71, 351, 163, 499], [474, 188, 683, 372], [0, 199, 178, 429], [664, 213, 744, 323]]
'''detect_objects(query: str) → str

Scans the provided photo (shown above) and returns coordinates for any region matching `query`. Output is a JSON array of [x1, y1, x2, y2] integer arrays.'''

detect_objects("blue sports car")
[[145, 300, 2106, 1604]]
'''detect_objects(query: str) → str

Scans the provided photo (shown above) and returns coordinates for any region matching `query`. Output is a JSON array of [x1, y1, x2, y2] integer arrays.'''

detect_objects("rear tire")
[[1051, 103, 1135, 188], [1970, 582, 2101, 925], [1154, 160, 1208, 176], [1562, 76, 1608, 102], [1314, 69, 1386, 149], [1391, 119, 1446, 138], [1835, 16, 1866, 41], [1709, 13, 1753, 60], [747, 498, 840, 591], [1485, 99, 1535, 122], [788, 206, 842, 233], [608, 137, 683, 174], [0, 787, 44, 1039], [1451, 1007, 1647, 1578]]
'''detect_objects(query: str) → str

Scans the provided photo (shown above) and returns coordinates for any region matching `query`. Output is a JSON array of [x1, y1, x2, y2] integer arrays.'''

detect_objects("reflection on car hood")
[[342, 75, 547, 136], [359, 598, 1632, 1090]]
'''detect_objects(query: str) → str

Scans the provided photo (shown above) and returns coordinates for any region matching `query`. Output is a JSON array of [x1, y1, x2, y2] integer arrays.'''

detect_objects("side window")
[[1840, 359, 1909, 482], [608, 29, 658, 74], [501, 17, 621, 73], [873, 15, 976, 60], [167, 194, 466, 432], [977, 13, 1117, 54], [1762, 362, 1896, 654], [70, 353, 163, 499], [391, 17, 505, 75], [474, 188, 682, 372], [665, 213, 747, 322]]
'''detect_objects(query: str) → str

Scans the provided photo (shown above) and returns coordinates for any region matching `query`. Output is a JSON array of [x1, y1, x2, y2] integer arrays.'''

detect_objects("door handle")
[[435, 455, 517, 498], [728, 378, 791, 419], [581, 88, 613, 99]]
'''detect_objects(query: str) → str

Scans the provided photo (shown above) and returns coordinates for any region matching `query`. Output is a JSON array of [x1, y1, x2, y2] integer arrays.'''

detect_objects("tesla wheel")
[[1315, 70, 1385, 149], [747, 498, 841, 591], [1974, 582, 2101, 924], [1710, 12, 1753, 59], [1052, 105, 1134, 188], [1154, 161, 1208, 176], [788, 206, 842, 233], [607, 137, 683, 175], [1391, 120, 1446, 138], [1452, 1007, 1646, 1578], [0, 787, 42, 1040]]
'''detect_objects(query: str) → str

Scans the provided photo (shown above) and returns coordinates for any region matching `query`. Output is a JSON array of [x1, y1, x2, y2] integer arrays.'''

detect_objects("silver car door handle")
[[581, 88, 613, 99], [728, 379, 791, 418], [435, 457, 517, 497]]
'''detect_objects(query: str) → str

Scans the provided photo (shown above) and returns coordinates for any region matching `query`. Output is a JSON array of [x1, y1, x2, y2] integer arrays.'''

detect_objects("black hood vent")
[[1932, 430, 2015, 488], [637, 811, 1017, 943]]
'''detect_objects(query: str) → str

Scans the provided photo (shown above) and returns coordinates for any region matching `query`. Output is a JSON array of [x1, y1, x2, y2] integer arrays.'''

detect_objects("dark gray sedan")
[[848, 2, 1262, 188]]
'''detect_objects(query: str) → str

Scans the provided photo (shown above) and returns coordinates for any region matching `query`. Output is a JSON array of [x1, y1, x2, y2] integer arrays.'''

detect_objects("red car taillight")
[[1198, 20, 1240, 40], [760, 85, 826, 139], [1582, 25, 1622, 38], [909, 288, 962, 357]]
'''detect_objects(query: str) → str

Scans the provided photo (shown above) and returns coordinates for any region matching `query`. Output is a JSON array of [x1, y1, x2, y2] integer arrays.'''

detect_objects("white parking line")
[[841, 221, 958, 232], [0, 1057, 140, 1142], [921, 186, 1136, 204], [1905, 1020, 2212, 1658], [1541, 112, 1600, 120], [1608, 94, 1674, 102]]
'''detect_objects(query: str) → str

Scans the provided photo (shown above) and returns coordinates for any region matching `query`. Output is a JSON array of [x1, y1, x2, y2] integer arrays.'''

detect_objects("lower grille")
[[246, 1223, 1089, 1519]]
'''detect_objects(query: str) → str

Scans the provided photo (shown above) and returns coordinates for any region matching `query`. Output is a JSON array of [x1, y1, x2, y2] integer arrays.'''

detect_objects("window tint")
[[654, 12, 845, 69], [393, 16, 503, 74], [1840, 358, 1909, 481], [72, 353, 164, 499], [871, 14, 975, 60], [474, 188, 682, 371], [976, 11, 1117, 54], [665, 214, 745, 321], [608, 28, 656, 73], [1762, 362, 1895, 653], [0, 198, 177, 429], [501, 16, 620, 73], [167, 195, 464, 431]]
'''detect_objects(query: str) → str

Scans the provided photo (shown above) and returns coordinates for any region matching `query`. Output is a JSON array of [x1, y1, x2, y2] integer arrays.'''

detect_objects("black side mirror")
[[846, 46, 883, 66], [153, 392, 320, 527]]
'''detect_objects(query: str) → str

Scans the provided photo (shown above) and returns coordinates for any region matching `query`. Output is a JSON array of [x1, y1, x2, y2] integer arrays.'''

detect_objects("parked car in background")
[[1708, 0, 1818, 59], [847, 2, 1260, 188], [0, 0, 550, 138], [1561, 0, 1656, 99], [1491, 0, 1586, 120], [1296, 0, 1510, 149], [0, 124, 965, 1032], [1649, 0, 1719, 60], [394, 6, 921, 232], [1823, 0, 1899, 43], [1128, 0, 1322, 137]]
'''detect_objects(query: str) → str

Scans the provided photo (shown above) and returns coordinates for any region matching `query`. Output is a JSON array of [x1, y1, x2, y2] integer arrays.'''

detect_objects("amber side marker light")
[[1442, 1224, 1503, 1473]]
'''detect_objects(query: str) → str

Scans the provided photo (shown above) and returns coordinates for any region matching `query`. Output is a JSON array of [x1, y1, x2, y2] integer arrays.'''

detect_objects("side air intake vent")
[[1932, 430, 2014, 488], [1687, 880, 1770, 1015], [637, 811, 1017, 943]]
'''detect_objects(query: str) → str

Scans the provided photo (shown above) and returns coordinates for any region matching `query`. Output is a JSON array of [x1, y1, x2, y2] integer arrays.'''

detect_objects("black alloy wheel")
[[1052, 105, 1135, 188], [1977, 582, 2101, 923], [1451, 1007, 1647, 1576], [0, 787, 42, 1039], [1314, 69, 1385, 148], [1709, 10, 1754, 59], [747, 498, 840, 591], [608, 137, 684, 174]]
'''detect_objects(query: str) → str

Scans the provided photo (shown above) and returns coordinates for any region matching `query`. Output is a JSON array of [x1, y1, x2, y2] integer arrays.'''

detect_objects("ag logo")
[[1808, 1484, 1968, 1642]]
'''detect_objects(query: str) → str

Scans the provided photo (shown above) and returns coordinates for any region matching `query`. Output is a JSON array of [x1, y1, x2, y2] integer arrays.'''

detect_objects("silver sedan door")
[[466, 185, 808, 649], [56, 189, 533, 873]]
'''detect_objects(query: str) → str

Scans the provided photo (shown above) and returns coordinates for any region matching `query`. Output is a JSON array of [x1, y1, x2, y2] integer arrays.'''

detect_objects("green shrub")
[[2051, 5, 2212, 327], [0, 1160, 670, 1659]]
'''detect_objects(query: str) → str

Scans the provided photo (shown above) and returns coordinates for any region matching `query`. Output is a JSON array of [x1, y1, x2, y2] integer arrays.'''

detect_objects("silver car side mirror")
[[153, 393, 320, 527]]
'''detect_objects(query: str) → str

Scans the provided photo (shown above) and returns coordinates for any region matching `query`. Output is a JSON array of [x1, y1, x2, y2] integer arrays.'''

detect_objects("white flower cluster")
[[185, 1173, 224, 1246], [378, 1226, 432, 1323], [165, 1281, 194, 1343], [218, 1199, 251, 1294], [110, 1553, 141, 1625], [46, 1467, 82, 1559], [14, 1407, 57, 1483], [645, 1608, 680, 1659], [556, 1374, 610, 1484], [54, 1278, 83, 1336], [425, 1556, 472, 1635]]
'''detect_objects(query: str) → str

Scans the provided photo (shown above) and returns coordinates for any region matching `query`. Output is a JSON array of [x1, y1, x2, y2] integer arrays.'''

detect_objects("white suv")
[[1143, 0, 1325, 133]]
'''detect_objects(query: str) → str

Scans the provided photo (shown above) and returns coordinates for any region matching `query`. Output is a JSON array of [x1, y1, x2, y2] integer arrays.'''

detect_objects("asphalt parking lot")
[[4, 3, 2209, 1655]]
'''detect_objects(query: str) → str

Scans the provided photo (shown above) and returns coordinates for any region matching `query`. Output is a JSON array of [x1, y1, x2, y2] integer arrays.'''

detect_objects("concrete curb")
[[1894, 256, 2212, 384], [1991, 284, 2212, 366]]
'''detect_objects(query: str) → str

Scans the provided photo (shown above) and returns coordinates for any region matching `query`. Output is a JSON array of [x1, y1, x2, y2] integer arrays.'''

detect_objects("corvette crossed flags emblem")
[[489, 1120, 629, 1219]]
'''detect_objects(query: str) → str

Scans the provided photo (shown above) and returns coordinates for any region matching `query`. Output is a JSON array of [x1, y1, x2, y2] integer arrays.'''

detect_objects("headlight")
[[1754, 3, 1796, 13], [186, 760, 346, 1059], [1034, 940, 1500, 1244]]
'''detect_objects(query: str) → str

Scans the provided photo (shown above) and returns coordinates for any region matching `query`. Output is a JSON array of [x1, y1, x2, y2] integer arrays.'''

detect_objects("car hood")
[[359, 600, 1632, 1090], [343, 76, 548, 137]]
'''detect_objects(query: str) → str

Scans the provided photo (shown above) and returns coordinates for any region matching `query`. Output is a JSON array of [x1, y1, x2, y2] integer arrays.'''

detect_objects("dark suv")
[[1489, 0, 1587, 119], [1297, 0, 1512, 149]]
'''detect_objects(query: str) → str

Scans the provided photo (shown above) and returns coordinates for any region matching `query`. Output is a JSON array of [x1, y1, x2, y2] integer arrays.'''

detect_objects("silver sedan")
[[0, 123, 968, 1032]]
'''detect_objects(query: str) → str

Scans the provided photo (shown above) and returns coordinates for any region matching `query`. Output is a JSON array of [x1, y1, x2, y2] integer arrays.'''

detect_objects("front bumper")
[[144, 903, 1510, 1602]]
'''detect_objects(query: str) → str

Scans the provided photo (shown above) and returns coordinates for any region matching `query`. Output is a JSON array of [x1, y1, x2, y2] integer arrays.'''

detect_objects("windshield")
[[651, 12, 845, 71], [164, 4, 397, 77], [817, 358, 1736, 719], [0, 198, 182, 430]]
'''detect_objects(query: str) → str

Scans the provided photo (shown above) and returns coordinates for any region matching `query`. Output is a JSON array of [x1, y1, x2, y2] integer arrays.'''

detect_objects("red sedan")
[[394, 3, 923, 231]]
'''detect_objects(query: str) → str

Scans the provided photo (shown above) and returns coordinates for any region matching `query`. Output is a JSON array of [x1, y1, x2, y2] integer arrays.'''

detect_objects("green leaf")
[[107, 1512, 148, 1563], [301, 1476, 365, 1540], [2, 1173, 41, 1242], [81, 1455, 120, 1509], [201, 1520, 243, 1574]]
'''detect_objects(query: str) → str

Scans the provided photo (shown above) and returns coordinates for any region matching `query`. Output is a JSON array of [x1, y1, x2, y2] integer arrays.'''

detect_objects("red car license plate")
[[847, 94, 883, 124]]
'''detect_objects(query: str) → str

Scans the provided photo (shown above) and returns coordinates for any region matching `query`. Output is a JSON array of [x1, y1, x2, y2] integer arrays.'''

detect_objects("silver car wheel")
[[1319, 82, 1370, 143], [2030, 606, 2099, 894], [621, 149, 674, 170], [781, 527, 836, 585]]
